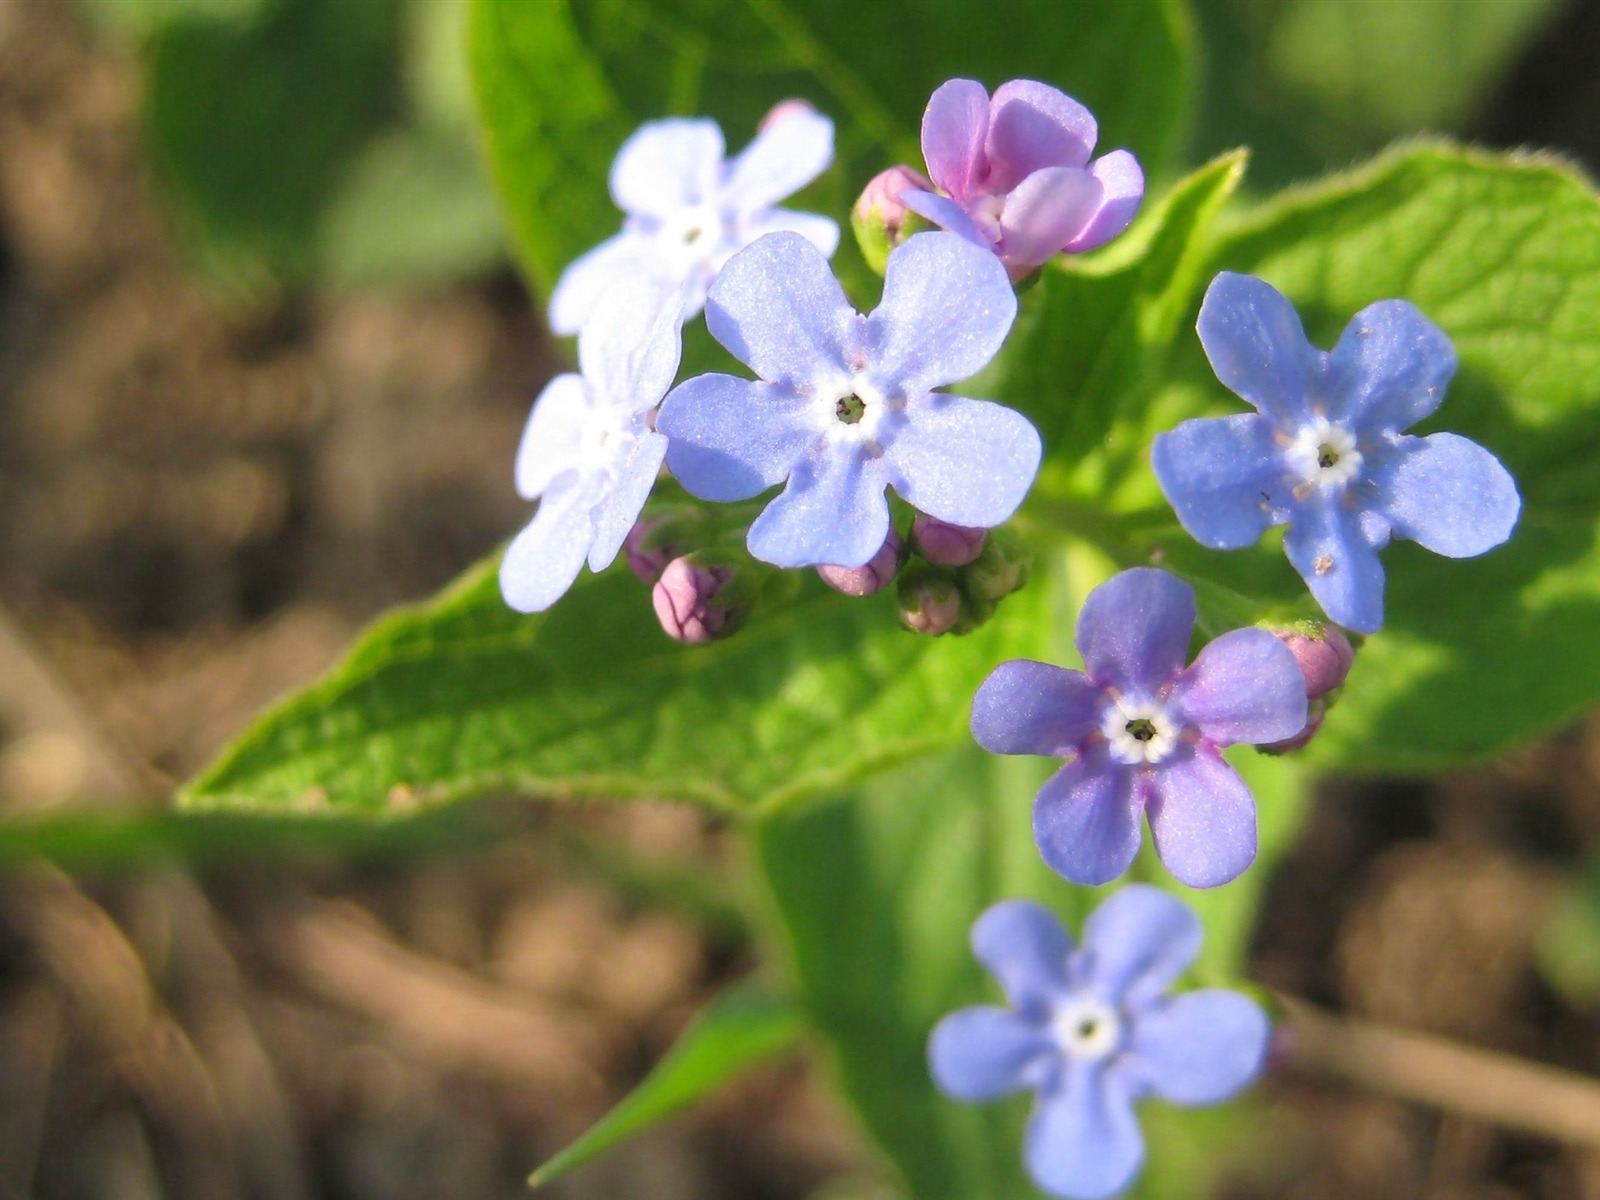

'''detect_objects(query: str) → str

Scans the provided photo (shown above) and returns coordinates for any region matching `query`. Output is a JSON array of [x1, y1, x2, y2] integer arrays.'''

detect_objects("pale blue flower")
[[657, 230, 1041, 569], [1153, 272, 1520, 634], [500, 286, 682, 612], [930, 888, 1271, 1200], [549, 109, 838, 335]]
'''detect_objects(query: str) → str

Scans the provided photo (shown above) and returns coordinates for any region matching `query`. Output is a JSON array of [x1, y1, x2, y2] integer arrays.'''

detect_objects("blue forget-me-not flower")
[[499, 285, 683, 613], [972, 569, 1306, 888], [657, 230, 1042, 570], [549, 107, 839, 335], [930, 888, 1271, 1200], [1152, 272, 1520, 634]]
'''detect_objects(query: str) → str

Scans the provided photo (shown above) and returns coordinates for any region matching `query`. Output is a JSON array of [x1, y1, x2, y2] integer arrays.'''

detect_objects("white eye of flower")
[[657, 204, 726, 272], [1051, 995, 1122, 1061], [1102, 698, 1179, 765], [1287, 416, 1363, 491]]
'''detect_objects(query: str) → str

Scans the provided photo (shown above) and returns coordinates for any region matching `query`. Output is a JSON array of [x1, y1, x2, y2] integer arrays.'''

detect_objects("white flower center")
[[1051, 995, 1122, 1061], [1286, 416, 1363, 492], [1102, 697, 1179, 765], [655, 204, 727, 274]]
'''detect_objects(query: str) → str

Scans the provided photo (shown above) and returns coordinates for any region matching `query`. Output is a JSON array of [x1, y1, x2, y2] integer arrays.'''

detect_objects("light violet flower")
[[903, 78, 1143, 281], [1152, 273, 1521, 634], [930, 889, 1271, 1200], [971, 569, 1306, 888], [657, 231, 1041, 569], [548, 109, 839, 335], [499, 286, 682, 613]]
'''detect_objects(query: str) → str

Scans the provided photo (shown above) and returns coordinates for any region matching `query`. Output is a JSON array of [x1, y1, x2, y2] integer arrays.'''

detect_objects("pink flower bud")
[[758, 98, 817, 132], [896, 569, 962, 636], [853, 164, 934, 239], [1273, 624, 1355, 701], [653, 557, 739, 644], [1261, 702, 1326, 756], [818, 529, 905, 596], [911, 515, 986, 567], [624, 519, 675, 584]]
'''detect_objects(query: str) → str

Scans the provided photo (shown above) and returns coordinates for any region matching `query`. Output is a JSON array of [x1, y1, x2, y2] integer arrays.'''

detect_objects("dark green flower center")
[[1125, 717, 1157, 742], [835, 394, 866, 424]]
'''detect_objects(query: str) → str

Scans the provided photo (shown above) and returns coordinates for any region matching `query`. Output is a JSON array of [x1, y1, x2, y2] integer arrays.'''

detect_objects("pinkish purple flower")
[[818, 529, 905, 596], [971, 569, 1307, 888], [903, 79, 1143, 281]]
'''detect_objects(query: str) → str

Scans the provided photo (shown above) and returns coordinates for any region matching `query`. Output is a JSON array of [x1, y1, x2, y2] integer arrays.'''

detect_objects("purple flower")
[[971, 569, 1306, 888], [548, 111, 839, 335], [902, 78, 1143, 281], [499, 286, 682, 613], [1153, 273, 1521, 634], [657, 231, 1042, 569], [930, 888, 1271, 1200]]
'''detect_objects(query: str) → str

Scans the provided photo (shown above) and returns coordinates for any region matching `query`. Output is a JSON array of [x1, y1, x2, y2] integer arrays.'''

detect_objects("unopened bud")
[[818, 529, 905, 596], [1261, 702, 1326, 756], [962, 527, 1032, 601], [1271, 622, 1355, 702], [653, 555, 742, 644], [852, 165, 933, 274], [759, 98, 817, 132], [910, 515, 986, 567], [896, 566, 961, 636], [624, 518, 675, 583]]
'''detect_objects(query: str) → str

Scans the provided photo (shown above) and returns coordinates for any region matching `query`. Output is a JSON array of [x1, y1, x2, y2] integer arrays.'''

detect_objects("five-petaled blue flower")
[[930, 888, 1271, 1200], [1152, 272, 1520, 634], [548, 108, 839, 336], [972, 569, 1306, 888], [499, 285, 682, 613], [657, 230, 1042, 569]]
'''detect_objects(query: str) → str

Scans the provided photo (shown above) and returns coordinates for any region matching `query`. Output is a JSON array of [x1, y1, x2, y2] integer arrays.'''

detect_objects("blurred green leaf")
[[469, 0, 1194, 295], [529, 982, 804, 1187], [755, 736, 1301, 1200], [181, 554, 1055, 816], [75, 0, 269, 39], [143, 0, 400, 292], [1538, 859, 1600, 1008]]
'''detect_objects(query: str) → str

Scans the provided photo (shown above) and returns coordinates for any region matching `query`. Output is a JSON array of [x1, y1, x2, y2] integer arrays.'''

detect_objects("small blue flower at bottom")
[[1152, 272, 1520, 634], [930, 888, 1271, 1200]]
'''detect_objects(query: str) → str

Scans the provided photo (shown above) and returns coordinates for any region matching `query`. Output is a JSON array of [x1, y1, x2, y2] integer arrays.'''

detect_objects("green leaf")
[[182, 554, 1052, 816], [529, 982, 804, 1187], [468, 0, 1194, 295], [754, 736, 1305, 1200], [1145, 143, 1600, 771], [143, 0, 400, 293]]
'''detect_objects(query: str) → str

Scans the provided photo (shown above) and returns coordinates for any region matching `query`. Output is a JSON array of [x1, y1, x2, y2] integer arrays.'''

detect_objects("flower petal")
[[659, 375, 820, 502], [739, 208, 841, 259], [1151, 413, 1292, 549], [998, 167, 1103, 274], [577, 283, 685, 413], [609, 117, 725, 217], [929, 1006, 1052, 1102], [1024, 1061, 1145, 1200], [1145, 747, 1259, 889], [1367, 432, 1520, 558], [867, 232, 1017, 395], [515, 374, 590, 500], [1127, 990, 1270, 1105], [971, 900, 1075, 1013], [1283, 495, 1387, 633], [883, 393, 1041, 527], [984, 79, 1097, 192], [746, 445, 890, 568], [499, 488, 594, 613], [587, 431, 668, 571], [900, 188, 989, 246], [1064, 150, 1144, 253], [972, 660, 1101, 757], [1074, 568, 1196, 694], [548, 232, 663, 336], [1077, 884, 1201, 1007], [1032, 749, 1143, 887], [1326, 299, 1457, 432], [1197, 272, 1320, 427], [921, 78, 991, 201], [723, 108, 834, 213], [704, 232, 858, 383], [1168, 627, 1307, 746]]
